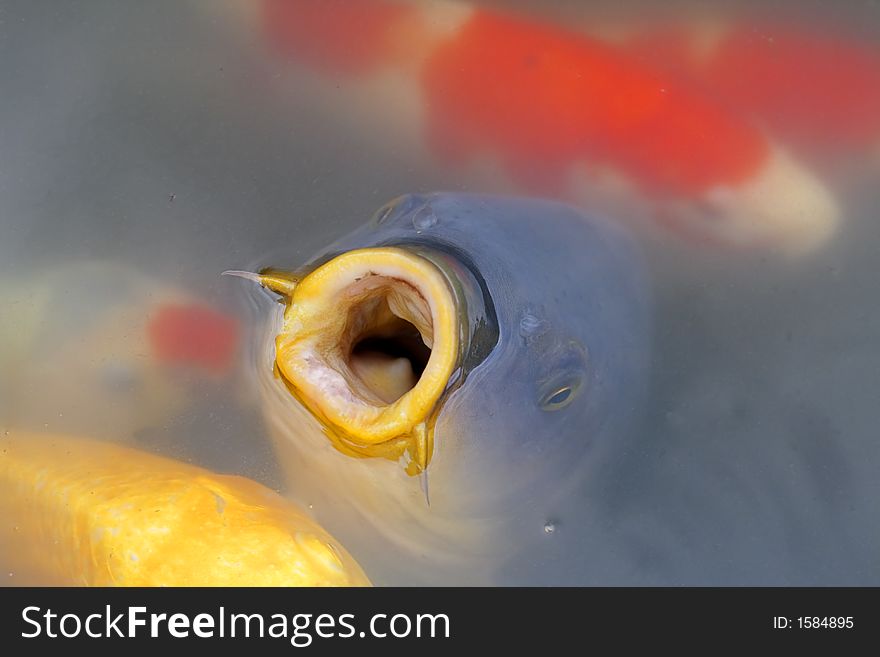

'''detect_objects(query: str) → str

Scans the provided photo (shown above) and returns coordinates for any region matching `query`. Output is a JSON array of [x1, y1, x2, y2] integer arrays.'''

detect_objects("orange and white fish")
[[148, 301, 239, 375], [609, 17, 880, 164], [0, 261, 239, 441], [240, 0, 840, 254]]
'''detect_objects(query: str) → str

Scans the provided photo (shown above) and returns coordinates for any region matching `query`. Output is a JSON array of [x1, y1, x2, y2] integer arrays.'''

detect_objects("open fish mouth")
[[236, 247, 465, 475], [225, 192, 648, 582]]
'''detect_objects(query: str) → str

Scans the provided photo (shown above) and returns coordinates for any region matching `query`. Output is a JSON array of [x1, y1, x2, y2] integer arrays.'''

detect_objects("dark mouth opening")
[[343, 280, 434, 405], [352, 325, 432, 379]]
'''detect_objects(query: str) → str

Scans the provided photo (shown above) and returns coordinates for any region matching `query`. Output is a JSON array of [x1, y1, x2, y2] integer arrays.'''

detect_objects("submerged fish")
[[234, 193, 650, 584], [611, 17, 880, 163], [0, 261, 239, 441], [236, 0, 839, 253], [0, 431, 369, 586]]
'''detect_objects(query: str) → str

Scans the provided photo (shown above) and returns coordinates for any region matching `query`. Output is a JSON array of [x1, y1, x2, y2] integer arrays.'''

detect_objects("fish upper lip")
[[271, 246, 461, 474]]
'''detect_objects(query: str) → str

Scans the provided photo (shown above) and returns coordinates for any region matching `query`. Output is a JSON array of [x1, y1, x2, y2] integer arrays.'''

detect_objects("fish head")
[[246, 192, 648, 498], [238, 193, 650, 580]]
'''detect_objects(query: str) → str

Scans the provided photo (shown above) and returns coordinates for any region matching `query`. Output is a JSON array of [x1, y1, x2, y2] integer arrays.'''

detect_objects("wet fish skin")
[[336, 193, 649, 503], [255, 193, 651, 584]]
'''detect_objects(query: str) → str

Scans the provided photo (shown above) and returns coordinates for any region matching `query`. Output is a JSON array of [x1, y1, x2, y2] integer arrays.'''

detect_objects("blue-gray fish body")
[[246, 192, 651, 584]]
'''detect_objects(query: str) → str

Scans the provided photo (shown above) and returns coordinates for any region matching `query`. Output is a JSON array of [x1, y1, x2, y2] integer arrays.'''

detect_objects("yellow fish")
[[0, 431, 369, 586]]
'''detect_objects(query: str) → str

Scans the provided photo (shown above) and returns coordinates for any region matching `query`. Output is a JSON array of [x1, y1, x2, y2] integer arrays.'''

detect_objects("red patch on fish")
[[421, 10, 769, 198], [148, 304, 239, 374], [627, 24, 880, 157], [262, 0, 413, 75]]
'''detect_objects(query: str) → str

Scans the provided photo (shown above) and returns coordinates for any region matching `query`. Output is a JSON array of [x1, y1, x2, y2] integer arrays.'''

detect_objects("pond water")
[[1, 0, 879, 585]]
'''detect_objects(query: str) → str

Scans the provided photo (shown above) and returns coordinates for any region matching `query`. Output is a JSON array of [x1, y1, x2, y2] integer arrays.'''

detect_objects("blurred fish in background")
[[0, 261, 239, 450], [1, 0, 879, 587], [594, 14, 880, 168], [213, 0, 842, 254]]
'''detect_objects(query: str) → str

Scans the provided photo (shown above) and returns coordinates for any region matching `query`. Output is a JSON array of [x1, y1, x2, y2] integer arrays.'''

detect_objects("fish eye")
[[544, 386, 572, 407], [539, 380, 580, 411], [536, 341, 588, 412]]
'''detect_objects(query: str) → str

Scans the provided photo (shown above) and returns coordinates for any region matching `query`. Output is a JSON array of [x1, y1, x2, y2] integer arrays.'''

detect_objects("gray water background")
[[1, 0, 879, 584]]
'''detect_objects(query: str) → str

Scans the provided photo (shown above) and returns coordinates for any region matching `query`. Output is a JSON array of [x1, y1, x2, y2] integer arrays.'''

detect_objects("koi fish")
[[0, 261, 239, 441], [148, 302, 239, 374], [0, 431, 369, 586], [612, 17, 880, 162], [249, 0, 839, 253], [230, 192, 651, 584]]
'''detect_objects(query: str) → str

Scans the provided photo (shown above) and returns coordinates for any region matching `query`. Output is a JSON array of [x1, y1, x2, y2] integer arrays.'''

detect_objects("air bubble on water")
[[412, 206, 438, 231]]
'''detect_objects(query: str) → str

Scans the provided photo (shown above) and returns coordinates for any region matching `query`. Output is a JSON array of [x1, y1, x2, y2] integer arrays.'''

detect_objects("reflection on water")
[[1, 0, 879, 585]]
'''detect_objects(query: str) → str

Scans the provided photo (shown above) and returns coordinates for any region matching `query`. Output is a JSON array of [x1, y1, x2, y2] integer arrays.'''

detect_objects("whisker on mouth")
[[221, 269, 263, 283]]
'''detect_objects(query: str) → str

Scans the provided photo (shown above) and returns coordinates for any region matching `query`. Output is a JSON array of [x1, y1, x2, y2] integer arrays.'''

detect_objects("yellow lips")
[[268, 247, 460, 475], [0, 431, 370, 586]]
